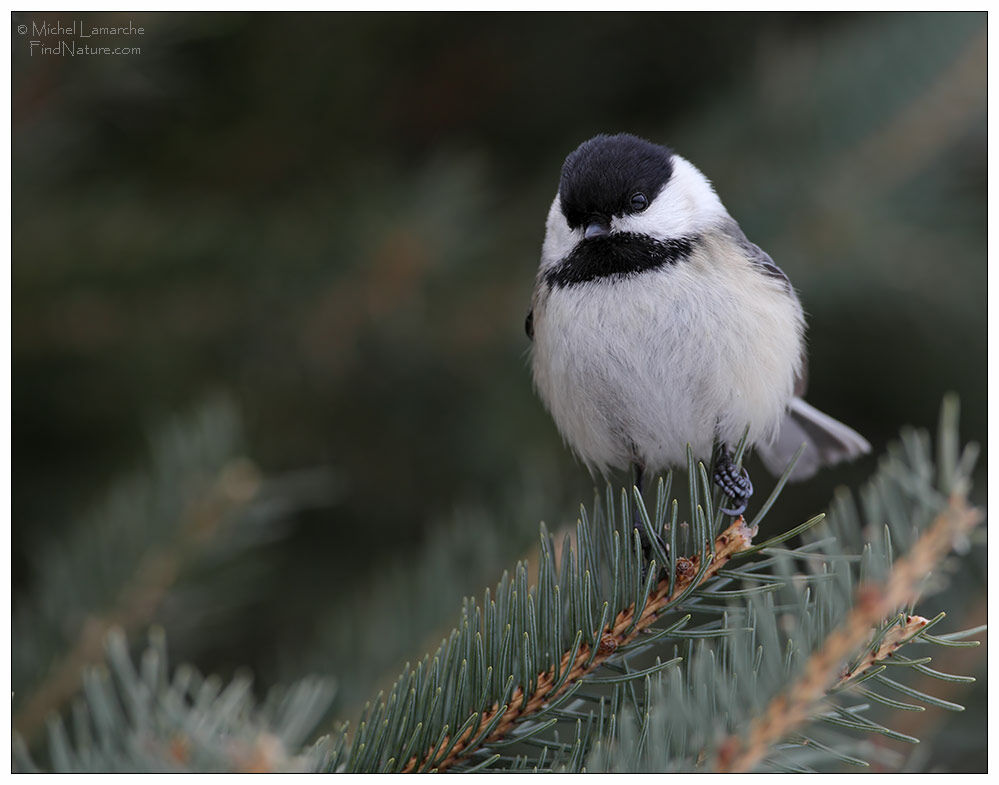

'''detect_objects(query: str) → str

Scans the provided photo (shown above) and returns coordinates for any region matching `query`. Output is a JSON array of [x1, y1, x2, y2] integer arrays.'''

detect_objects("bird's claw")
[[714, 456, 753, 516]]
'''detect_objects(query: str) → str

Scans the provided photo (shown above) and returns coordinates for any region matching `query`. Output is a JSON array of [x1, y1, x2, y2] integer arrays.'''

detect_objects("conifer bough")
[[405, 516, 760, 772], [714, 490, 983, 772], [13, 397, 985, 773]]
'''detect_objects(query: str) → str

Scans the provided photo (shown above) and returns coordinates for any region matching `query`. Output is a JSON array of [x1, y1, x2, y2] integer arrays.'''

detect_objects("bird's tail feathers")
[[757, 397, 871, 482]]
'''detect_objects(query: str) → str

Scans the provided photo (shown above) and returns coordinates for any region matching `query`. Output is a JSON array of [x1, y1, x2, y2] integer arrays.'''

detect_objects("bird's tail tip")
[[758, 397, 871, 481]]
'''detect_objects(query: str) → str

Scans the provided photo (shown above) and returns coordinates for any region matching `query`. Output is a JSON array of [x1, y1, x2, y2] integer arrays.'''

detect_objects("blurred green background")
[[12, 11, 986, 771]]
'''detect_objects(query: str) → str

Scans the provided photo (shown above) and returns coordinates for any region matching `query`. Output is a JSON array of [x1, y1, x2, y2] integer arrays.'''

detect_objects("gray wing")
[[720, 217, 795, 292], [720, 218, 808, 395]]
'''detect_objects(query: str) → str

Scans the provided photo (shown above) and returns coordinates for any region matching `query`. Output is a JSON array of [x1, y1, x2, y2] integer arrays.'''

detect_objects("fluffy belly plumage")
[[530, 254, 804, 474]]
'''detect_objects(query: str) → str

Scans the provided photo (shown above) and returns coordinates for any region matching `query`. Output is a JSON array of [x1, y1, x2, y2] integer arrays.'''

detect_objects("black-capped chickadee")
[[527, 133, 870, 515]]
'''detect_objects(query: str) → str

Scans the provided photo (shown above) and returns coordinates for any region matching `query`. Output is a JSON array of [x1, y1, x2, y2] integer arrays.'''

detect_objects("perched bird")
[[527, 133, 870, 515]]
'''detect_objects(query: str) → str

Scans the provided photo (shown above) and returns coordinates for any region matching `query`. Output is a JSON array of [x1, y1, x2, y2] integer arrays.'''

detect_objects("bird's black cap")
[[558, 133, 674, 230]]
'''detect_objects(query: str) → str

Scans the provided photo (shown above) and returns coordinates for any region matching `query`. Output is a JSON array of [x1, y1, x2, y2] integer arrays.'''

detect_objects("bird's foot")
[[714, 453, 753, 516]]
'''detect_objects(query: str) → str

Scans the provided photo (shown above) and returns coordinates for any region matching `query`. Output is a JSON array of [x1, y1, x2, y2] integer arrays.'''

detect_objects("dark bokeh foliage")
[[12, 11, 986, 771]]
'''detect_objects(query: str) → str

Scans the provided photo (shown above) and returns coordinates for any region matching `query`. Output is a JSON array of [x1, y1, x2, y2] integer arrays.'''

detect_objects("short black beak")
[[583, 216, 611, 239]]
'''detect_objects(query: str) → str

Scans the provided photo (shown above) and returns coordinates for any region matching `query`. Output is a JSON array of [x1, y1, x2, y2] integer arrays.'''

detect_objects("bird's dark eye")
[[630, 192, 649, 212]]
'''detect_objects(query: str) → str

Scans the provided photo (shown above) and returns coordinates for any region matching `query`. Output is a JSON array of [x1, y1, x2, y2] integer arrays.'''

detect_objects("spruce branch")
[[15, 397, 984, 773], [585, 396, 983, 774], [834, 613, 936, 689], [714, 491, 983, 773], [13, 458, 261, 742], [13, 628, 336, 773], [404, 516, 759, 772], [13, 399, 338, 746]]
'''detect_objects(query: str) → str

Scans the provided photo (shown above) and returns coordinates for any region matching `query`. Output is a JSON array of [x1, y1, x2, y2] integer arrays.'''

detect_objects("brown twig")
[[403, 516, 760, 773], [714, 492, 984, 773], [834, 613, 931, 688]]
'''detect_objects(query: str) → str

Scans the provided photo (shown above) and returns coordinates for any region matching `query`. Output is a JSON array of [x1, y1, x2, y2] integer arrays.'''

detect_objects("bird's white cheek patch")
[[540, 196, 579, 271], [613, 155, 727, 241]]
